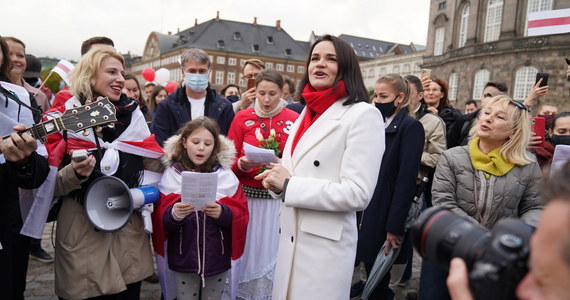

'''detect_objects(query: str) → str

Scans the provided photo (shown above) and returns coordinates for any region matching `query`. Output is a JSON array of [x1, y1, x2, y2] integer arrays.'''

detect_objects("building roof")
[[150, 18, 308, 61], [338, 34, 421, 59]]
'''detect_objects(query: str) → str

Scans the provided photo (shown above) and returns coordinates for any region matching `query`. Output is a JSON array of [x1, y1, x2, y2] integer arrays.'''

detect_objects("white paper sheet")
[[550, 144, 570, 177], [243, 142, 279, 165], [181, 171, 218, 208]]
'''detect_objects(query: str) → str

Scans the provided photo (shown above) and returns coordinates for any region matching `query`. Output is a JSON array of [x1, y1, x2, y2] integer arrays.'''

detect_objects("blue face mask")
[[184, 73, 209, 92]]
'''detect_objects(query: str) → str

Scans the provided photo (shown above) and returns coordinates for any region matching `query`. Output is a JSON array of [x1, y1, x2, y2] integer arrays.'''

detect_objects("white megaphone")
[[84, 176, 160, 233]]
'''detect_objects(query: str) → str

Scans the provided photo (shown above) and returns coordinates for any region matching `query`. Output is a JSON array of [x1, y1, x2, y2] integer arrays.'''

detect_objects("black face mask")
[[550, 134, 570, 147], [226, 94, 240, 103], [374, 97, 398, 121]]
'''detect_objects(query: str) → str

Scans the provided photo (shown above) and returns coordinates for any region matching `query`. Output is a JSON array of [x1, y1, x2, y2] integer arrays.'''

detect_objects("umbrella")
[[361, 243, 402, 299]]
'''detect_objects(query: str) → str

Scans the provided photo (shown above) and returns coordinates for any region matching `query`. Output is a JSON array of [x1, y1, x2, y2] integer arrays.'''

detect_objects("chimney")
[[168, 31, 172, 35], [177, 27, 180, 33], [216, 11, 220, 20], [253, 17, 257, 25], [276, 20, 281, 30], [195, 18, 198, 26]]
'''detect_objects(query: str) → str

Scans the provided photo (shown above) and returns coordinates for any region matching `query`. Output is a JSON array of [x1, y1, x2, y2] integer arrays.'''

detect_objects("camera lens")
[[412, 207, 491, 269]]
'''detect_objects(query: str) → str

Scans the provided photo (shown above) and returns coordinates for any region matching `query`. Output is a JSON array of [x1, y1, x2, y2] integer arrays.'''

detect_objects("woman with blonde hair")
[[419, 95, 543, 300], [355, 74, 424, 298], [45, 47, 163, 299]]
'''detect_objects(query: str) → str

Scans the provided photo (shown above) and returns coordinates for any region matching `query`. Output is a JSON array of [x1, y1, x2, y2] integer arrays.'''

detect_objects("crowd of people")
[[0, 31, 569, 300]]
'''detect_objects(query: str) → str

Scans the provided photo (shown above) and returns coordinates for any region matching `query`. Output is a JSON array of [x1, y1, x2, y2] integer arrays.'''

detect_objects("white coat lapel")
[[288, 100, 349, 169]]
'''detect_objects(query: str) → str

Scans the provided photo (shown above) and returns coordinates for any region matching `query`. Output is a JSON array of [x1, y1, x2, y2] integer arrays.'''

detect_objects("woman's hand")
[[0, 124, 37, 164], [254, 163, 291, 193], [523, 79, 549, 107], [527, 132, 543, 148], [427, 106, 439, 115], [71, 152, 96, 178], [447, 258, 474, 300], [421, 76, 432, 91], [173, 202, 195, 219], [238, 156, 260, 172], [203, 203, 222, 219], [239, 87, 256, 110], [385, 232, 404, 255]]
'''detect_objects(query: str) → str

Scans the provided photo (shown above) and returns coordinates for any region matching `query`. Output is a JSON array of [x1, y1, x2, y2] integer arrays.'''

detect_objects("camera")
[[411, 207, 533, 300]]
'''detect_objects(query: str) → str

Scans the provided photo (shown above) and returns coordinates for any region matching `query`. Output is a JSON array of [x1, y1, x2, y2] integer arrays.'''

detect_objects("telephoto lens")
[[411, 207, 533, 300]]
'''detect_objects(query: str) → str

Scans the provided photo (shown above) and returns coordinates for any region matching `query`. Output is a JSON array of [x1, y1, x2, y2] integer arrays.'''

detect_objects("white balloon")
[[155, 68, 170, 86]]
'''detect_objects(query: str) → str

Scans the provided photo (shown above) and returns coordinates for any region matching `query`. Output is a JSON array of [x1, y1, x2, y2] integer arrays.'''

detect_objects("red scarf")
[[290, 81, 347, 153]]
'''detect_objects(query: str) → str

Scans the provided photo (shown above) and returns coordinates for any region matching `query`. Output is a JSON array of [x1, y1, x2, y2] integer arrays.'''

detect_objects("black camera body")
[[412, 207, 533, 300]]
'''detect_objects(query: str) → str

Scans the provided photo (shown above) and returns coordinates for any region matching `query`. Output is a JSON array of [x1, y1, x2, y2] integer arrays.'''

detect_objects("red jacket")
[[227, 108, 299, 189]]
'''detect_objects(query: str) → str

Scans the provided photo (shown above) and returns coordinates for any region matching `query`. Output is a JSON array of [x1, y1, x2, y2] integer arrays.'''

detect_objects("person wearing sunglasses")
[[418, 94, 543, 300]]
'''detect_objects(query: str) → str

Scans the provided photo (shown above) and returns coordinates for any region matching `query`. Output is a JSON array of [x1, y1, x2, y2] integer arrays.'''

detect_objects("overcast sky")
[[0, 0, 430, 61]]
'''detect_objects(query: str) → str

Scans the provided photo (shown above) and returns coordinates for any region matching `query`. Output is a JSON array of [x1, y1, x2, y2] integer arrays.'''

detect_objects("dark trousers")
[[0, 233, 31, 300], [58, 281, 142, 300], [418, 259, 450, 300], [364, 262, 394, 300]]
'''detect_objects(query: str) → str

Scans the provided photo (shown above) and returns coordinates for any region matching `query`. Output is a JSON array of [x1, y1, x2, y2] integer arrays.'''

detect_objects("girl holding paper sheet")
[[226, 69, 299, 299], [154, 117, 248, 300]]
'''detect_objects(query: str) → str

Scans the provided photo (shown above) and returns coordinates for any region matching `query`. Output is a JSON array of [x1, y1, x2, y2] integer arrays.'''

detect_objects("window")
[[252, 44, 260, 52], [362, 70, 368, 78], [403, 64, 410, 74], [215, 71, 224, 85], [513, 66, 539, 101], [266, 62, 273, 69], [266, 36, 274, 44], [434, 27, 445, 55], [448, 73, 459, 101], [369, 68, 375, 78], [228, 58, 237, 66], [439, 1, 447, 9], [393, 65, 400, 74], [297, 66, 305, 73], [380, 67, 386, 75], [276, 64, 284, 71], [484, 0, 503, 42], [240, 59, 247, 67], [217, 40, 224, 48], [238, 78, 245, 87], [472, 69, 490, 100], [458, 3, 470, 48], [208, 56, 214, 63], [233, 32, 241, 40], [287, 65, 294, 73], [526, 0, 553, 35], [227, 72, 235, 84], [216, 56, 225, 65]]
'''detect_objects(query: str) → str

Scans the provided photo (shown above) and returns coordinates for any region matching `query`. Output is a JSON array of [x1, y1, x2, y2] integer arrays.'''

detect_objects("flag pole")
[[33, 71, 53, 97]]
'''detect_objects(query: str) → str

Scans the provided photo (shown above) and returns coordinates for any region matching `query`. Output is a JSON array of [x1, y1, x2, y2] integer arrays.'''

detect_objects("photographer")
[[447, 161, 570, 300]]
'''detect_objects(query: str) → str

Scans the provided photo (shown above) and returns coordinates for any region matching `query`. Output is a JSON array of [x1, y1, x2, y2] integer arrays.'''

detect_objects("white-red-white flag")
[[51, 59, 75, 86], [528, 8, 570, 36]]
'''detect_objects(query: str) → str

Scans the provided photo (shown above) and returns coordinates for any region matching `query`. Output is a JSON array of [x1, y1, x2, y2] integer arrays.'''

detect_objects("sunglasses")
[[510, 99, 529, 112]]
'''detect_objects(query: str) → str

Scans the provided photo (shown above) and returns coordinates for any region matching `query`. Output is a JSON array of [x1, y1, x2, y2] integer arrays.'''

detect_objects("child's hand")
[[203, 203, 222, 219], [173, 202, 195, 219]]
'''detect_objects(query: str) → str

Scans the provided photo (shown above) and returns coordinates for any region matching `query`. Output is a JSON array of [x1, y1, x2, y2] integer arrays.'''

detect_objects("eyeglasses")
[[510, 99, 530, 112]]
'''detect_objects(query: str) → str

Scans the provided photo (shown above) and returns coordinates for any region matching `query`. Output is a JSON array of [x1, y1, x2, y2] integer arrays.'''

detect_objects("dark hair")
[[551, 112, 570, 132], [81, 36, 114, 56], [404, 75, 423, 93], [484, 81, 508, 93], [298, 34, 368, 105], [256, 69, 284, 89], [283, 75, 295, 94], [173, 117, 221, 173], [465, 100, 478, 107], [4, 37, 25, 49], [123, 73, 144, 103], [149, 85, 168, 112], [542, 160, 570, 266], [431, 77, 450, 108], [0, 37, 11, 77], [220, 84, 241, 97]]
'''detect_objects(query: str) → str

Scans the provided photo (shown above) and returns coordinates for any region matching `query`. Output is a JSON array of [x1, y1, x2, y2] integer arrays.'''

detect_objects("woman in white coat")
[[256, 34, 385, 300]]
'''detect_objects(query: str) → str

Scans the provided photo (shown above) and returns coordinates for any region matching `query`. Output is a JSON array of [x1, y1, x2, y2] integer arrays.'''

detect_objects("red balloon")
[[165, 81, 179, 94], [142, 67, 156, 82]]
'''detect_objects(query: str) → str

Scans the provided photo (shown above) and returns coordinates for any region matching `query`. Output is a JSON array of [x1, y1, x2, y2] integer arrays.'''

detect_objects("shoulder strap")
[[0, 84, 42, 115]]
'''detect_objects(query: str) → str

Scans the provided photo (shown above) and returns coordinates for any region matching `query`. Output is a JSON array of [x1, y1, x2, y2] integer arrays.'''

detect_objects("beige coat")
[[54, 164, 154, 299], [272, 100, 385, 300], [417, 112, 446, 179]]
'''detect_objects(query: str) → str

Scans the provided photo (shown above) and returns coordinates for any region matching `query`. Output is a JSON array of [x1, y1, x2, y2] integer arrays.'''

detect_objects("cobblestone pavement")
[[25, 222, 162, 300], [27, 222, 421, 299]]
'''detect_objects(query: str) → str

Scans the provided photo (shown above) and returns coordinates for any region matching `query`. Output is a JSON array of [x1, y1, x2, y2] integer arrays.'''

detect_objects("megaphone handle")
[[141, 206, 153, 234]]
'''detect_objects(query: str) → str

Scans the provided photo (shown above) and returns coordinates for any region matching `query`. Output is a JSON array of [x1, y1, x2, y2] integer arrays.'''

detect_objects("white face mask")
[[184, 73, 209, 92]]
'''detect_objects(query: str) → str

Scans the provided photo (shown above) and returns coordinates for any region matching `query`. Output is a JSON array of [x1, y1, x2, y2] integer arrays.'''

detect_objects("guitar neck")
[[2, 118, 64, 141]]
